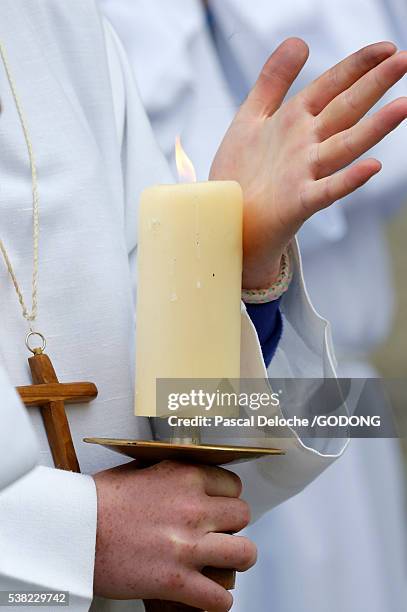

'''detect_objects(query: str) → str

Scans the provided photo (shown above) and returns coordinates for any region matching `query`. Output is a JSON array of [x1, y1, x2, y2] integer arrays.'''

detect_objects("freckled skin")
[[93, 460, 256, 611]]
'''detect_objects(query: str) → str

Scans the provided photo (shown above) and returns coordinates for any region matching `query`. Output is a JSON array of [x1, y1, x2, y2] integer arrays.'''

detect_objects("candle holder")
[[84, 438, 282, 466], [84, 437, 283, 612]]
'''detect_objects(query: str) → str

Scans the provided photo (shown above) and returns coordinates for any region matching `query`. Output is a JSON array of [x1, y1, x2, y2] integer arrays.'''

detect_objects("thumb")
[[242, 37, 309, 119]]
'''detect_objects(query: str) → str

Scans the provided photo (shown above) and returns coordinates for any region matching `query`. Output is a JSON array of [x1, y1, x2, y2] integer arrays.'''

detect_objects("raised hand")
[[210, 39, 407, 289], [93, 460, 255, 611]]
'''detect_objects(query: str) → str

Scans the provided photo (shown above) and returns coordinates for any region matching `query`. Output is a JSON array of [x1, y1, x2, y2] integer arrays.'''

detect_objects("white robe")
[[0, 2, 347, 611], [98, 1, 407, 611]]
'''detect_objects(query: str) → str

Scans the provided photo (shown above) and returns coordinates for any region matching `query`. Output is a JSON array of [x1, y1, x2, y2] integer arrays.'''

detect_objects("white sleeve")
[[0, 371, 97, 611], [234, 241, 348, 520], [0, 367, 38, 492], [103, 20, 347, 520], [0, 467, 96, 609]]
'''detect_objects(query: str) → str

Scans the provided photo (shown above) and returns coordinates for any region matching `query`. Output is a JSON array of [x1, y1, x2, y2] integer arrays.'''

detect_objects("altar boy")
[[1, 2, 407, 611], [98, 1, 407, 610]]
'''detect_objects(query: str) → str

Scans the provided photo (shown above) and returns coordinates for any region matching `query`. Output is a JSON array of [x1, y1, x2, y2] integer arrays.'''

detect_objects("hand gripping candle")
[[135, 138, 243, 416]]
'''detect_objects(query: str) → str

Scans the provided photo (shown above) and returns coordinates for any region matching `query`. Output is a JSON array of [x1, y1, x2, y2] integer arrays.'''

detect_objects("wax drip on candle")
[[194, 200, 201, 261], [170, 257, 178, 302], [148, 217, 161, 232], [194, 198, 202, 291]]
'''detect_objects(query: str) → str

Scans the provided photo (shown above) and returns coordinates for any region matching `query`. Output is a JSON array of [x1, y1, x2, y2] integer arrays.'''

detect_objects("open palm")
[[210, 38, 407, 289]]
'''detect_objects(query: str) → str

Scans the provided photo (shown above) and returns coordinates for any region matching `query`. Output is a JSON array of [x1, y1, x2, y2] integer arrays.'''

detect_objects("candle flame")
[[175, 135, 197, 183]]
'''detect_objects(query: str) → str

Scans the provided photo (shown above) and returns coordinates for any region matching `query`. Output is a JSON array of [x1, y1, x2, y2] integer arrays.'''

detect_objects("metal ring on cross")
[[25, 330, 47, 355]]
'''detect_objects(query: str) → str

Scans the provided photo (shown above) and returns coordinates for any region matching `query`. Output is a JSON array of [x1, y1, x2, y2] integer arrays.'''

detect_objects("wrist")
[[242, 246, 293, 304], [242, 256, 282, 290]]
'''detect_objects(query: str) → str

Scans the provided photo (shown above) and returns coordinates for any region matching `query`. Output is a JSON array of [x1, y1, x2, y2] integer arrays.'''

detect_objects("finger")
[[172, 570, 233, 612], [197, 533, 257, 572], [315, 52, 407, 140], [313, 97, 407, 177], [300, 158, 382, 215], [303, 41, 397, 115], [241, 37, 309, 118], [200, 465, 243, 498], [205, 498, 251, 534]]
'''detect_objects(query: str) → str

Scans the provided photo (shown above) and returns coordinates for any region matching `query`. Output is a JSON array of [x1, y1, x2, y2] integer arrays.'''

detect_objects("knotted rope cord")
[[0, 41, 39, 326]]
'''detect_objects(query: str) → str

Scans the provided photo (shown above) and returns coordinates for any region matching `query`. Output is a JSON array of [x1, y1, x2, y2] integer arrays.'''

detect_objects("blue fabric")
[[245, 299, 283, 367]]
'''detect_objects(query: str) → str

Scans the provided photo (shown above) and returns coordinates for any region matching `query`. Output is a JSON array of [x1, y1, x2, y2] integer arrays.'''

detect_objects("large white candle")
[[135, 150, 243, 417]]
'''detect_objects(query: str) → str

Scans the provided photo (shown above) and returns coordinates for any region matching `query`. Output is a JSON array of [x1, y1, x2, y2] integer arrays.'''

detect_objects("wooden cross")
[[16, 352, 98, 472]]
